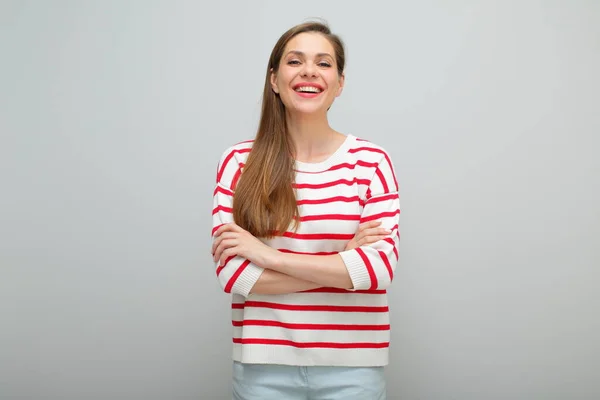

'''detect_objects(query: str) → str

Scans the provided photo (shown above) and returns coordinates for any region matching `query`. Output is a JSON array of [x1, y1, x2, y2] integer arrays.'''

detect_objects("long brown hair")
[[232, 21, 346, 238]]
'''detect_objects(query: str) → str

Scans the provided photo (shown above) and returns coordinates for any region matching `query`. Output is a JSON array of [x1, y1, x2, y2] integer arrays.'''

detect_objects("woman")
[[211, 21, 400, 400]]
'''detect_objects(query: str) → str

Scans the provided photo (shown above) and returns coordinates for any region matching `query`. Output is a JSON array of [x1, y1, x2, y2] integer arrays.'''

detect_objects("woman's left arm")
[[270, 153, 401, 291]]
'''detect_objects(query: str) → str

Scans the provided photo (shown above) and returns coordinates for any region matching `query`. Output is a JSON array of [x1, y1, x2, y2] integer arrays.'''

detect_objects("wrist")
[[267, 248, 286, 271]]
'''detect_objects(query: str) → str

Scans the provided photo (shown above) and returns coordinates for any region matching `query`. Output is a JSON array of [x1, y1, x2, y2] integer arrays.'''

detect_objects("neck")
[[285, 111, 337, 159]]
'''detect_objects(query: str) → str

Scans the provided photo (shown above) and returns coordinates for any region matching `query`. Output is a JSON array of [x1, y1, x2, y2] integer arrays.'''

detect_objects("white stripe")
[[232, 308, 390, 326], [267, 237, 348, 253], [233, 326, 390, 344], [233, 344, 389, 367], [246, 292, 388, 308], [294, 167, 374, 185], [298, 201, 362, 215]]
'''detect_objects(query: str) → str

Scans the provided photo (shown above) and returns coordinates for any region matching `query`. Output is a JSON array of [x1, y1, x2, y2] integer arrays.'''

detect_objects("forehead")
[[284, 32, 335, 58]]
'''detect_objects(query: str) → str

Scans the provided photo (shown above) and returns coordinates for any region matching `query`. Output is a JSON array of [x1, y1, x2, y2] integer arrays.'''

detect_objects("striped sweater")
[[212, 134, 400, 367]]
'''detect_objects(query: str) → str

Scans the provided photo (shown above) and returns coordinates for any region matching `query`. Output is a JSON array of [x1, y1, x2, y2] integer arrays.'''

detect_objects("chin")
[[288, 103, 327, 116]]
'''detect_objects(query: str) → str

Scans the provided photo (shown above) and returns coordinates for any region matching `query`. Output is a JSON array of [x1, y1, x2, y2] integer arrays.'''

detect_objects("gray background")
[[1, 1, 599, 399]]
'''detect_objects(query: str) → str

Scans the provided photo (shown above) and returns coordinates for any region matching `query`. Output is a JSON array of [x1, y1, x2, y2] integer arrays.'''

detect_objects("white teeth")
[[295, 86, 322, 93]]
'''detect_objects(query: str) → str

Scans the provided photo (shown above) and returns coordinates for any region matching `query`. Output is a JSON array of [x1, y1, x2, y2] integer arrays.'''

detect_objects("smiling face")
[[270, 32, 345, 116]]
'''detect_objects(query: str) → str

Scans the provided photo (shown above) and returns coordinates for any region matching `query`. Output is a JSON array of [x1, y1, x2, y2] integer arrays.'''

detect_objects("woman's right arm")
[[250, 270, 321, 295], [212, 147, 264, 297], [213, 184, 320, 295], [212, 146, 320, 297]]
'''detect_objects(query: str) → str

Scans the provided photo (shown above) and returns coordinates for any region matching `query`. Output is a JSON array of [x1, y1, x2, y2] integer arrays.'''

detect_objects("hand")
[[212, 223, 280, 268], [345, 220, 391, 251]]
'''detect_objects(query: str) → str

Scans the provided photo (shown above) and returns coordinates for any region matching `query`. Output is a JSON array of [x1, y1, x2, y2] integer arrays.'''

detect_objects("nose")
[[300, 61, 318, 78]]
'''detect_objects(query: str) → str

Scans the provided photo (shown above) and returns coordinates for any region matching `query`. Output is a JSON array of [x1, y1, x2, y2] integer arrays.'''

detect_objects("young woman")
[[211, 21, 400, 400]]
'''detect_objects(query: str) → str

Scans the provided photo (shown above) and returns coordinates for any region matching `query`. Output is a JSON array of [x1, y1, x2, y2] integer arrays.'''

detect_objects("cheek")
[[276, 69, 294, 88], [328, 83, 341, 99], [325, 73, 341, 91]]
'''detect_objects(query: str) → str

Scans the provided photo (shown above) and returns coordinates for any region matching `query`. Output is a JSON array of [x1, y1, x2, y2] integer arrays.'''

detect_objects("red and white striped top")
[[212, 134, 401, 367]]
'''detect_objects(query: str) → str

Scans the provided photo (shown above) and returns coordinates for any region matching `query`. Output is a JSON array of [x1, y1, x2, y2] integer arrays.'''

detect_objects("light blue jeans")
[[232, 361, 387, 400]]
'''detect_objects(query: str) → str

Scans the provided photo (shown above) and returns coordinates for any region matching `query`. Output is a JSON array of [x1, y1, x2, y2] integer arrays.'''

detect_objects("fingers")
[[357, 234, 389, 246], [211, 232, 238, 255], [364, 227, 392, 237], [213, 222, 242, 238], [354, 221, 381, 241], [355, 226, 391, 242], [219, 248, 236, 267], [214, 238, 238, 263], [356, 220, 381, 233], [354, 223, 393, 247]]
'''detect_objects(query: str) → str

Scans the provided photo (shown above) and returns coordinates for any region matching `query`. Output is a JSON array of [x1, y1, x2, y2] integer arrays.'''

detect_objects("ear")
[[270, 68, 279, 94], [336, 72, 345, 97]]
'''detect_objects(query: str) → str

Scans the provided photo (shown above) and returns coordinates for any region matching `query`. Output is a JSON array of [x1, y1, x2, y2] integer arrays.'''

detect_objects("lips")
[[292, 83, 324, 93]]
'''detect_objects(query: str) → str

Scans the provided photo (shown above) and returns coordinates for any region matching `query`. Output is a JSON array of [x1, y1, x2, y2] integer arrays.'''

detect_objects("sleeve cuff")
[[231, 263, 265, 297], [339, 250, 371, 291]]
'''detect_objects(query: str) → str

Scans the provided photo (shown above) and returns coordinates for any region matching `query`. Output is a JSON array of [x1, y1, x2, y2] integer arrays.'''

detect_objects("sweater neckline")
[[294, 134, 355, 173]]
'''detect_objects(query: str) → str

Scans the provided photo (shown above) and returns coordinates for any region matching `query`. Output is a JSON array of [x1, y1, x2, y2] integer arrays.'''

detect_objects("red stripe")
[[217, 148, 250, 183], [301, 288, 386, 294], [383, 238, 395, 246], [375, 167, 389, 193], [224, 260, 251, 293], [383, 238, 399, 259], [356, 248, 377, 290], [233, 319, 390, 331], [237, 301, 388, 313], [280, 232, 354, 240], [326, 160, 379, 172], [233, 338, 389, 349], [360, 210, 400, 223], [231, 168, 242, 190], [378, 250, 393, 281], [297, 214, 361, 222], [366, 193, 398, 205], [214, 186, 234, 197], [278, 249, 337, 255], [212, 224, 224, 236], [348, 147, 398, 191], [348, 147, 385, 155], [294, 178, 370, 190], [212, 205, 233, 215], [297, 195, 363, 207], [216, 255, 235, 276]]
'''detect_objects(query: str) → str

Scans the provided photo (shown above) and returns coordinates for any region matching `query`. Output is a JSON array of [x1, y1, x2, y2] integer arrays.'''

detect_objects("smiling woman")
[[211, 21, 400, 400]]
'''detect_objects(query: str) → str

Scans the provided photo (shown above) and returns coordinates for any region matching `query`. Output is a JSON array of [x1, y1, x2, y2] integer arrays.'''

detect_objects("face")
[[270, 32, 344, 116]]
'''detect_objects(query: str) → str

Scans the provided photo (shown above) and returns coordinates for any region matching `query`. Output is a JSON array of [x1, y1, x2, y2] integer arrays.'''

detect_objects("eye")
[[318, 62, 332, 68], [287, 60, 301, 65]]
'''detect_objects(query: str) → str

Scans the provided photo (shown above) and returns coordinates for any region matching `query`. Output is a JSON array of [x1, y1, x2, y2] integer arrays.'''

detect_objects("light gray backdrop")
[[1, 1, 598, 399]]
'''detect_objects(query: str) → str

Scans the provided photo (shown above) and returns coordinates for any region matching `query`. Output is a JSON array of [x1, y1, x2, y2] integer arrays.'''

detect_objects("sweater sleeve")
[[338, 152, 401, 290], [212, 147, 264, 297]]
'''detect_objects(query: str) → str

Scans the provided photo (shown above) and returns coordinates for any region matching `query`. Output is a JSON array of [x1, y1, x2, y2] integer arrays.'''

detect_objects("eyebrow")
[[285, 50, 333, 59]]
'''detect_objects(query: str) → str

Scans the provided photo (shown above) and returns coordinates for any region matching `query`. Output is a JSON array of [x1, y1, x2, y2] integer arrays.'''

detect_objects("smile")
[[294, 86, 323, 93], [292, 83, 324, 98]]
